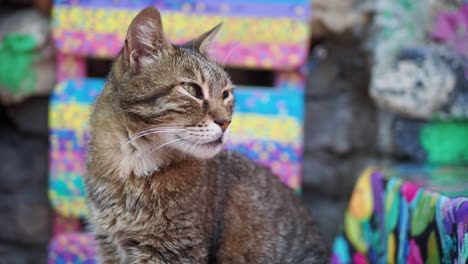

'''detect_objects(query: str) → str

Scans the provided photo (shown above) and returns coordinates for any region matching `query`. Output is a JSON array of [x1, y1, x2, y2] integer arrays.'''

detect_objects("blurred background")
[[0, 0, 467, 263]]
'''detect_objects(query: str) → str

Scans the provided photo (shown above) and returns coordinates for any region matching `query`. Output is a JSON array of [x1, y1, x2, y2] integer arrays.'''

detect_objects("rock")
[[307, 36, 370, 98], [391, 117, 427, 162], [370, 46, 468, 120], [310, 0, 372, 39], [0, 139, 29, 193], [0, 242, 47, 264], [0, 200, 51, 246], [0, 101, 51, 263], [305, 94, 354, 154], [0, 128, 48, 193], [302, 152, 340, 196], [304, 90, 377, 155], [0, 9, 56, 105], [382, 116, 468, 164], [305, 36, 376, 155], [6, 96, 49, 136], [301, 193, 347, 248], [303, 152, 384, 199]]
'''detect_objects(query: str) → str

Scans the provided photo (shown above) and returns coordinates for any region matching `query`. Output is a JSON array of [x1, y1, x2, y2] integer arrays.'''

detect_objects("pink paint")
[[431, 4, 468, 57], [401, 182, 421, 203], [407, 239, 424, 264], [353, 252, 368, 264], [56, 52, 86, 82], [53, 31, 307, 70], [53, 212, 81, 235]]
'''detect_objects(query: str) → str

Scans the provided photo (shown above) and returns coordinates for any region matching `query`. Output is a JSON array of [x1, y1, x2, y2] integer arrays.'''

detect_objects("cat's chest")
[[119, 173, 213, 224]]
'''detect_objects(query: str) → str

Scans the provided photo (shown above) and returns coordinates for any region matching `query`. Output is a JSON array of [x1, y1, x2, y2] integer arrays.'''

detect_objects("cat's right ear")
[[124, 7, 170, 72], [179, 23, 223, 55]]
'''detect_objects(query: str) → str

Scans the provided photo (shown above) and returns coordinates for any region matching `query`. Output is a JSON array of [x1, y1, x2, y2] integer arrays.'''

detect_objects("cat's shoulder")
[[210, 150, 276, 184], [213, 150, 261, 171]]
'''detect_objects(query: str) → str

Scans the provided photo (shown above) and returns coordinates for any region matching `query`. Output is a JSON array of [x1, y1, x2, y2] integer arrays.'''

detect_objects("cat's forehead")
[[177, 48, 231, 88]]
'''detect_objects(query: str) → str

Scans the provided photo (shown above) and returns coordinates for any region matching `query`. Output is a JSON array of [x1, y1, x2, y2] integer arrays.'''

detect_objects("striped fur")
[[85, 7, 327, 264]]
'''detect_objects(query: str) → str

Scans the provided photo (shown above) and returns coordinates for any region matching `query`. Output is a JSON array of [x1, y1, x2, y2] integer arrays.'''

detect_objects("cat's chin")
[[182, 142, 223, 159], [190, 142, 224, 159], [172, 138, 224, 160]]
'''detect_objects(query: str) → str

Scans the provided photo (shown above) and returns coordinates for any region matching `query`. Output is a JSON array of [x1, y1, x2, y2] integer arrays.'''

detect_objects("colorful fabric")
[[53, 212, 82, 235], [48, 233, 97, 264], [332, 166, 468, 264], [51, 0, 311, 69], [49, 78, 305, 218]]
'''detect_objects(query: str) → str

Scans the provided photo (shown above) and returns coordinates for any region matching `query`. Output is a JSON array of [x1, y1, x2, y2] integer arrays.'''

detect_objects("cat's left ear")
[[180, 23, 222, 55], [124, 7, 170, 71]]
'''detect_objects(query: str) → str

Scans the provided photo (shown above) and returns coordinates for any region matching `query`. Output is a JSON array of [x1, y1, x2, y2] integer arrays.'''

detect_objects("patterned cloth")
[[332, 166, 468, 264], [48, 233, 97, 264], [52, 0, 311, 69]]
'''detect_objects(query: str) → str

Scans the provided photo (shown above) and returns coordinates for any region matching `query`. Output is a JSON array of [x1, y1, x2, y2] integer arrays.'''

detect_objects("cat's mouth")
[[175, 134, 224, 147], [202, 137, 223, 147], [172, 132, 226, 159]]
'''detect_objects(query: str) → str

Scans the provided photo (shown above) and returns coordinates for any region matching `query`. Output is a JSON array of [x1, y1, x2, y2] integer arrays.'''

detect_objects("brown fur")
[[85, 7, 327, 263]]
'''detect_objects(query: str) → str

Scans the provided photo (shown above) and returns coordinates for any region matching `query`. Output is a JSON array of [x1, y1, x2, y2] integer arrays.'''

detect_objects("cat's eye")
[[182, 82, 203, 99], [222, 90, 230, 100]]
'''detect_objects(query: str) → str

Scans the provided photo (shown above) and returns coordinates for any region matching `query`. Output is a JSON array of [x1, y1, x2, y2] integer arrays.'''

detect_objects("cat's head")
[[110, 7, 234, 161]]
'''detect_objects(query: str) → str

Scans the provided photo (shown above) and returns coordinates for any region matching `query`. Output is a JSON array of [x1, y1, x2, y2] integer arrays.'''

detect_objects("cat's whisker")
[[128, 126, 185, 139], [188, 138, 203, 160], [121, 127, 186, 147], [221, 44, 238, 67], [111, 128, 185, 161], [179, 137, 195, 161], [125, 128, 184, 143], [144, 136, 192, 158], [167, 137, 192, 157]]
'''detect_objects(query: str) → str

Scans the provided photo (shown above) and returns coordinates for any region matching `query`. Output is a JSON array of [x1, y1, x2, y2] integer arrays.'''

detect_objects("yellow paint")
[[53, 7, 308, 45], [230, 114, 301, 143], [50, 104, 91, 132], [387, 233, 395, 264], [349, 168, 374, 220], [344, 210, 368, 253], [427, 231, 441, 264]]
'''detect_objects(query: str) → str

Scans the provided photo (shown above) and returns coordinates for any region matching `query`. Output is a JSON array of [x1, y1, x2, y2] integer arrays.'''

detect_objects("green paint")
[[410, 191, 437, 236], [426, 231, 440, 264], [0, 34, 38, 95], [385, 178, 401, 233], [344, 211, 368, 253], [420, 121, 468, 164]]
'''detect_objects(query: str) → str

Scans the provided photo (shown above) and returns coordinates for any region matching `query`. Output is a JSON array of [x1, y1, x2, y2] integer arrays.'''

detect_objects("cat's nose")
[[214, 118, 231, 132]]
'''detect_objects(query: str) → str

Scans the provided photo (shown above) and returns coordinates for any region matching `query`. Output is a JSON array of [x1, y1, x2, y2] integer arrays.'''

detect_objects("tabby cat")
[[85, 7, 327, 264]]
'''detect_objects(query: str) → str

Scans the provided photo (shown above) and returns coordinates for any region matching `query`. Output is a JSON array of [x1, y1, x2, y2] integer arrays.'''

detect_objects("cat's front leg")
[[117, 239, 205, 264], [95, 236, 121, 264]]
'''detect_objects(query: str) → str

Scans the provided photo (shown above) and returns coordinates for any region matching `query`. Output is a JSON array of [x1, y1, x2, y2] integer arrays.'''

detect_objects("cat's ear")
[[180, 23, 222, 55], [124, 7, 170, 71]]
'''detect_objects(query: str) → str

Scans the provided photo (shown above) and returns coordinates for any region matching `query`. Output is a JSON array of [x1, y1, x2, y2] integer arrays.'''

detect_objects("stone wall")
[[0, 97, 51, 264], [301, 34, 384, 247]]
